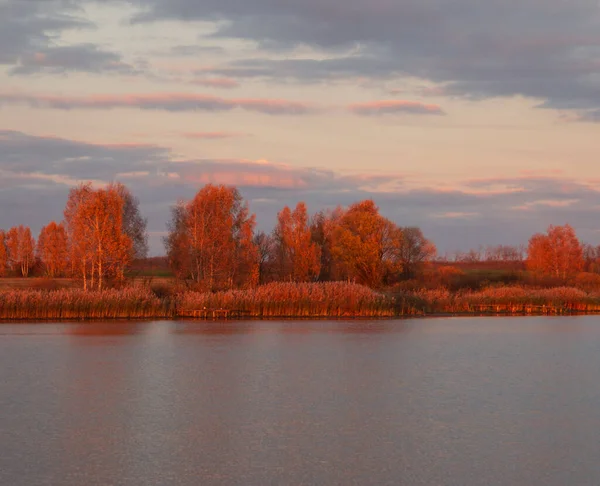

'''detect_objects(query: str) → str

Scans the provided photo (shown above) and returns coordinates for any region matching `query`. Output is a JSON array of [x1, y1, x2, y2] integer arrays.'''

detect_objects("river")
[[1, 317, 600, 485]]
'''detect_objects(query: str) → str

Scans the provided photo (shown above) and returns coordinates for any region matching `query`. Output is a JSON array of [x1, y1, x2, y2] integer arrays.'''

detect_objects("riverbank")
[[2, 283, 600, 320]]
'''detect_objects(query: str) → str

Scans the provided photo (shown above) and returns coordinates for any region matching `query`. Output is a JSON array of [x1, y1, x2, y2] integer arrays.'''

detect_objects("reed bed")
[[179, 282, 396, 318], [4, 284, 600, 321], [0, 288, 167, 320], [399, 286, 600, 314]]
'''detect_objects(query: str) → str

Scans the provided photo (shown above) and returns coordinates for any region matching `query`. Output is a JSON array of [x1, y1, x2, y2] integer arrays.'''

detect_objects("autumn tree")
[[165, 184, 258, 290], [330, 200, 403, 287], [64, 183, 94, 278], [0, 230, 7, 277], [310, 208, 345, 281], [527, 224, 583, 280], [64, 184, 133, 290], [110, 182, 148, 260], [254, 231, 275, 284], [399, 227, 437, 278], [6, 226, 35, 277], [582, 244, 600, 273], [273, 202, 321, 282], [37, 222, 69, 277]]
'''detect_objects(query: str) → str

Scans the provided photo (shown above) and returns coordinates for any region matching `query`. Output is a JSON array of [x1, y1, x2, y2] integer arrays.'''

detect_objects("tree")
[[65, 185, 132, 290], [582, 243, 600, 273], [6, 226, 35, 277], [0, 230, 7, 277], [527, 224, 583, 280], [484, 244, 525, 262], [399, 227, 437, 278], [273, 202, 321, 282], [310, 208, 344, 281], [110, 182, 148, 260], [64, 183, 94, 278], [37, 222, 69, 277], [330, 200, 403, 287], [254, 231, 275, 284], [165, 184, 258, 290]]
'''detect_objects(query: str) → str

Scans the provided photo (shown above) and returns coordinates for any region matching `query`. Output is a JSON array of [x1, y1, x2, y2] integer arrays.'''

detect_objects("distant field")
[[0, 278, 81, 290], [0, 276, 177, 291]]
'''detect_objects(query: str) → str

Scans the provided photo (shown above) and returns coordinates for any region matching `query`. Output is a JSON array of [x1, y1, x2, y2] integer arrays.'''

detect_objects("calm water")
[[2, 317, 600, 485]]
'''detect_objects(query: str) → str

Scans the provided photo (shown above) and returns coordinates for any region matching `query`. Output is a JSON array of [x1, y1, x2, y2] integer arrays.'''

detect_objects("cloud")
[[571, 109, 600, 123], [191, 77, 240, 89], [10, 44, 137, 75], [0, 0, 133, 75], [0, 92, 316, 115], [0, 130, 169, 181], [168, 45, 226, 56], [4, 130, 600, 254], [349, 100, 445, 116], [127, 0, 600, 116], [182, 132, 247, 139]]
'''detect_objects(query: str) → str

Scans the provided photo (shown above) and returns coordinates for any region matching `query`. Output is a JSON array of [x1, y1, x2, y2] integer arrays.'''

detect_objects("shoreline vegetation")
[[2, 282, 600, 321], [3, 182, 600, 322]]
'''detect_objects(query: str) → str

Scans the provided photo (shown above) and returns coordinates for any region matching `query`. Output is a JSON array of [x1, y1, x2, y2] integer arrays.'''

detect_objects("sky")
[[1, 0, 600, 256]]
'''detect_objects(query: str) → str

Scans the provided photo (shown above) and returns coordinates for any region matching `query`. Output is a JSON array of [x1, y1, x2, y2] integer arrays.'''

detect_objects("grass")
[[3, 281, 600, 321], [0, 288, 167, 320], [396, 286, 600, 315], [179, 282, 395, 318]]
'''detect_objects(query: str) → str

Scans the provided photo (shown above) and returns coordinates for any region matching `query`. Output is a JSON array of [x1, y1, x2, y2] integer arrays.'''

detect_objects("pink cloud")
[[182, 131, 247, 140], [349, 100, 445, 116], [0, 92, 315, 115]]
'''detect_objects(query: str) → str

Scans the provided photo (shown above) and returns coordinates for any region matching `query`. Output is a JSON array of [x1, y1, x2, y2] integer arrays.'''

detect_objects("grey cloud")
[[0, 0, 135, 75], [0, 130, 169, 180], [3, 130, 600, 255], [129, 0, 600, 117], [349, 100, 445, 116], [0, 92, 316, 115], [10, 44, 138, 75], [169, 45, 226, 56]]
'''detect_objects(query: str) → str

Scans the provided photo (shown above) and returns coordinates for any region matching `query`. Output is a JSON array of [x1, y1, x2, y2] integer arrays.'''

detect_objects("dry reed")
[[0, 288, 166, 320], [179, 282, 395, 318]]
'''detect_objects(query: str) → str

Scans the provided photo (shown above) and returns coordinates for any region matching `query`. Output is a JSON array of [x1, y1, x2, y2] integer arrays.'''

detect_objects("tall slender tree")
[[6, 226, 35, 277], [273, 202, 321, 282], [0, 230, 7, 277], [110, 182, 148, 260], [37, 222, 69, 277], [64, 184, 133, 290]]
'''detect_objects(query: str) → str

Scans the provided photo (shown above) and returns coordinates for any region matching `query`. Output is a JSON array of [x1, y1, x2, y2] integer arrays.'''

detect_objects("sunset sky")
[[1, 0, 599, 255]]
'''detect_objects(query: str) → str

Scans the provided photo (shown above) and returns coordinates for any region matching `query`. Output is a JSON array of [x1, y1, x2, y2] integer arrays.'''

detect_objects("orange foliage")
[[274, 202, 321, 282], [331, 200, 403, 287], [0, 230, 7, 277], [165, 184, 258, 290], [37, 221, 68, 277], [6, 226, 35, 277], [64, 184, 132, 290], [527, 224, 583, 280]]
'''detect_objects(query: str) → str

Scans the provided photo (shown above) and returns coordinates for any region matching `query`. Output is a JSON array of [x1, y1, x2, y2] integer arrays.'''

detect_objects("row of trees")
[[0, 183, 147, 290], [165, 185, 437, 291], [1, 182, 596, 291]]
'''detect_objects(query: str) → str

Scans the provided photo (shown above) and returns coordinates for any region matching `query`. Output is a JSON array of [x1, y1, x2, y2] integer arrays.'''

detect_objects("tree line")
[[164, 184, 437, 291], [0, 182, 147, 290], [0, 182, 597, 291]]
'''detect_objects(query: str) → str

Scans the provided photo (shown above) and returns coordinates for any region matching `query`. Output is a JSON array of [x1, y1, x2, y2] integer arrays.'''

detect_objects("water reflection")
[[3, 316, 600, 485], [68, 320, 147, 337]]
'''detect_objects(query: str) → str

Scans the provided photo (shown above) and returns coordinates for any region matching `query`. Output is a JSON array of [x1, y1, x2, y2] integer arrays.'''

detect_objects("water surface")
[[2, 317, 600, 485]]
